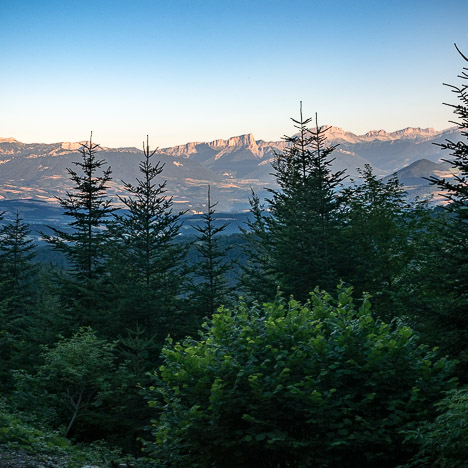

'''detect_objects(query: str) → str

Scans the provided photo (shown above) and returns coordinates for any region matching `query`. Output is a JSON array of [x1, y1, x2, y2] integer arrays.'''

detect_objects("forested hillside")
[[1, 67, 467, 468]]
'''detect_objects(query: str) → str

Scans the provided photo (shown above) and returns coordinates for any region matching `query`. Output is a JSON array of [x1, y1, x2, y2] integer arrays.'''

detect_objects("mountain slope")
[[385, 158, 457, 202]]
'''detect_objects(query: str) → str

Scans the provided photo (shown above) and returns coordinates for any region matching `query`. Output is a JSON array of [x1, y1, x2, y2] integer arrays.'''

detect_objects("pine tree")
[[43, 135, 115, 328], [187, 186, 232, 321], [108, 136, 186, 341], [266, 105, 346, 300]]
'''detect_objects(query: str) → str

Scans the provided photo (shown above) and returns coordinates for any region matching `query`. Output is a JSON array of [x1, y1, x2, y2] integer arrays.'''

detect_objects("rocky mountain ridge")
[[0, 126, 460, 212], [325, 126, 443, 143]]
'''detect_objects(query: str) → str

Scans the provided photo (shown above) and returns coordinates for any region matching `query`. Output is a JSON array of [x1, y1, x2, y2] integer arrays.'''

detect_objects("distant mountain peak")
[[209, 133, 257, 148], [0, 137, 19, 143], [389, 127, 437, 138], [321, 126, 360, 143], [319, 126, 450, 145], [364, 129, 389, 138], [162, 133, 259, 158], [60, 142, 87, 151]]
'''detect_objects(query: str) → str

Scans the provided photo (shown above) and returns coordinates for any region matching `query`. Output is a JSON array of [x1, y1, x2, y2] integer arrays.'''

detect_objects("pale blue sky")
[[1, 0, 467, 147]]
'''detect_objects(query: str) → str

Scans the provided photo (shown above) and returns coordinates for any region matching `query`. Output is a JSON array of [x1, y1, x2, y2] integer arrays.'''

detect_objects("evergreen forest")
[[0, 54, 467, 467]]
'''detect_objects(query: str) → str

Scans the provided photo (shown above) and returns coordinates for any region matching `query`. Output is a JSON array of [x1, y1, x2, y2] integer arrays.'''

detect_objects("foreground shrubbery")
[[0, 399, 131, 467], [403, 388, 468, 467], [0, 399, 70, 455], [146, 286, 457, 467]]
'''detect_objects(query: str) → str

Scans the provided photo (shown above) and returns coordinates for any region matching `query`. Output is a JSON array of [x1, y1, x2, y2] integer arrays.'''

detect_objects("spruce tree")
[[266, 105, 346, 300], [187, 186, 232, 321], [43, 135, 115, 328], [108, 136, 186, 342]]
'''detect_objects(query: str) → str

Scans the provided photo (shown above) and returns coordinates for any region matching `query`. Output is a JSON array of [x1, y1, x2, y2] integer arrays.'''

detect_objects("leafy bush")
[[0, 399, 70, 454], [146, 286, 457, 467], [13, 327, 116, 439], [0, 399, 133, 467], [402, 388, 468, 467]]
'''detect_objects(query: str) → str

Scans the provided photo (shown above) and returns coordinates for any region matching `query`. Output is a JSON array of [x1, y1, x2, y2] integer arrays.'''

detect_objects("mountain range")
[[0, 126, 460, 213]]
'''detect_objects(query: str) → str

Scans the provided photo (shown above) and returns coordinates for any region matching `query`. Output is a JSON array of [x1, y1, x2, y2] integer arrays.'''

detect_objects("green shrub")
[[0, 399, 133, 467], [402, 388, 468, 467], [12, 327, 116, 439], [146, 286, 457, 467], [0, 399, 70, 454]]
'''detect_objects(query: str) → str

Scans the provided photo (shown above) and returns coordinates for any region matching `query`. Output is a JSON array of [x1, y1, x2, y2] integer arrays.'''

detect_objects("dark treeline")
[[1, 58, 467, 466]]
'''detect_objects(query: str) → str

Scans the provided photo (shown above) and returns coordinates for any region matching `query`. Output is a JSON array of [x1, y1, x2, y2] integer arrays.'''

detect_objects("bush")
[[0, 399, 70, 454], [402, 387, 468, 467], [146, 286, 457, 467], [0, 399, 133, 467], [13, 327, 116, 439]]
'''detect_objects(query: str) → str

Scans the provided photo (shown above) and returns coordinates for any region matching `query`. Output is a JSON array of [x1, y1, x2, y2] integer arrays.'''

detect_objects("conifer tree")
[[109, 137, 186, 341], [266, 104, 346, 300], [187, 186, 232, 321], [427, 44, 468, 295], [31, 264, 69, 346], [0, 211, 37, 323], [240, 190, 279, 303], [426, 44, 468, 368], [43, 135, 115, 328], [340, 165, 424, 317], [0, 212, 37, 389]]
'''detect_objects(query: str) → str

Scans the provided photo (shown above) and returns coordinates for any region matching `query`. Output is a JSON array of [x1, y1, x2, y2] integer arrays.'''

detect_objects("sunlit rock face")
[[0, 126, 459, 212]]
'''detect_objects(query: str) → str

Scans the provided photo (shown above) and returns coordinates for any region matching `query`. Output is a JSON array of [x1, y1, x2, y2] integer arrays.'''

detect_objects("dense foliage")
[[402, 388, 468, 467], [0, 399, 130, 466], [146, 287, 456, 467]]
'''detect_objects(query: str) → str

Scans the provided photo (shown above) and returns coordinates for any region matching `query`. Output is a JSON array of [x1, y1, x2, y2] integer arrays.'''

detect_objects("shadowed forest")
[[0, 54, 467, 467]]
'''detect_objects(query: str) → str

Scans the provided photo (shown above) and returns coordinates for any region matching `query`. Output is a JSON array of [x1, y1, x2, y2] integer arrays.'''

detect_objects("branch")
[[455, 43, 468, 63]]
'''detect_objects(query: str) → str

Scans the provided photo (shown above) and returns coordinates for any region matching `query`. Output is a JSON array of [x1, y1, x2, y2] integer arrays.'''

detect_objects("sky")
[[1, 0, 468, 148]]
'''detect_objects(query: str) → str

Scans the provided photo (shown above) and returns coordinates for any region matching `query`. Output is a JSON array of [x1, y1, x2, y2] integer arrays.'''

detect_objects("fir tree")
[[0, 211, 37, 326], [108, 136, 186, 341], [426, 44, 468, 369], [427, 44, 468, 295], [340, 165, 424, 318], [31, 264, 69, 346], [240, 190, 279, 303], [188, 186, 232, 320], [0, 212, 37, 389], [266, 104, 346, 299], [42, 135, 115, 328]]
